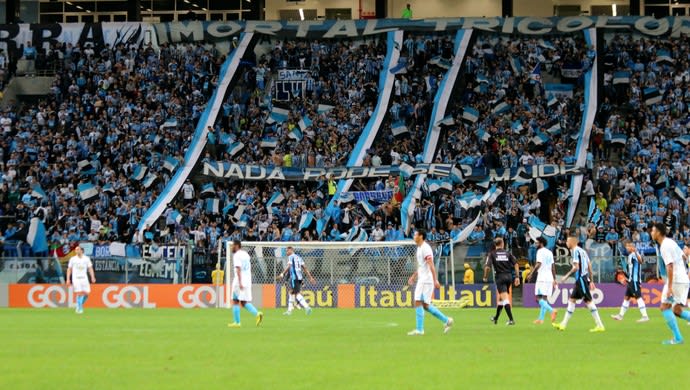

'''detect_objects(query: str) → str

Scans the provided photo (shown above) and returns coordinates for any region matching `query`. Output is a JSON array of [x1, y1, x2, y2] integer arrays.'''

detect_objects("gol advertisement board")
[[8, 283, 496, 309], [522, 283, 667, 308], [8, 284, 231, 309]]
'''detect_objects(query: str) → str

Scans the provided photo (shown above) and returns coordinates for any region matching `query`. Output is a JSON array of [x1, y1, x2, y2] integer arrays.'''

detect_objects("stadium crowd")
[[2, 30, 690, 263]]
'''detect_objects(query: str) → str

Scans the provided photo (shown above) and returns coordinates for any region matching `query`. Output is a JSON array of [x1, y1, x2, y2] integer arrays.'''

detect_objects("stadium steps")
[[1, 75, 54, 108]]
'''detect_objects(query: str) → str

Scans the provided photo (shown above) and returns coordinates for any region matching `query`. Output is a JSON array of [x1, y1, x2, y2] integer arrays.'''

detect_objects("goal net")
[[222, 240, 451, 307]]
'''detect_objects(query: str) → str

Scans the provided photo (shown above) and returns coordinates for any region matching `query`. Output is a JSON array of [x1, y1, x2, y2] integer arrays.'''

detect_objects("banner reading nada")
[[202, 162, 581, 182]]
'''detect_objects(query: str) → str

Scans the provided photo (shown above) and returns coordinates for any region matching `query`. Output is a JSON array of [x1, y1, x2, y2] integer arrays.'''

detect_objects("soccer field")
[[1, 307, 686, 389]]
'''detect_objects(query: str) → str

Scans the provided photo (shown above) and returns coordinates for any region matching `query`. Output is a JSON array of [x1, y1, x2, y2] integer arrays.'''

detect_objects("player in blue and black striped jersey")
[[278, 246, 316, 316], [611, 240, 649, 322], [553, 235, 605, 332]]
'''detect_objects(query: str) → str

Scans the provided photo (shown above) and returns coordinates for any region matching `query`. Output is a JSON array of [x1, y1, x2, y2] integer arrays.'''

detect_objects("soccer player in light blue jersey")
[[278, 246, 316, 315], [407, 229, 453, 336], [611, 240, 649, 322], [651, 223, 690, 345]]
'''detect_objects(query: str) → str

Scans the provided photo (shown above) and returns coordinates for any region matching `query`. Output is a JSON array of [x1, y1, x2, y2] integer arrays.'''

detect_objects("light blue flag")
[[359, 199, 377, 216], [163, 156, 179, 172], [78, 182, 98, 201], [131, 165, 147, 181], [266, 192, 285, 208], [462, 107, 479, 123], [205, 198, 220, 214], [31, 184, 46, 199], [299, 212, 314, 231], [298, 116, 313, 131], [27, 217, 49, 253]]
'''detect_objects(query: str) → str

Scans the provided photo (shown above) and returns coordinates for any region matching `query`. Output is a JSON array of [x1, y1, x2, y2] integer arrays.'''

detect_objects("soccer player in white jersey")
[[526, 237, 557, 324], [407, 229, 453, 336], [66, 245, 95, 314], [228, 240, 264, 328], [651, 223, 690, 345], [553, 235, 605, 332], [278, 246, 316, 315]]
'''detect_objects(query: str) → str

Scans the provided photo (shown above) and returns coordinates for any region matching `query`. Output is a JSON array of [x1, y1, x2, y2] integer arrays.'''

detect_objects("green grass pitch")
[[1, 307, 687, 389]]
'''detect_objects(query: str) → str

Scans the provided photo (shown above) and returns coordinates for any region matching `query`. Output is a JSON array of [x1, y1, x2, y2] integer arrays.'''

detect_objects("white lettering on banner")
[[102, 286, 156, 308], [548, 286, 604, 305], [278, 69, 310, 80], [178, 286, 222, 308], [28, 285, 73, 308]]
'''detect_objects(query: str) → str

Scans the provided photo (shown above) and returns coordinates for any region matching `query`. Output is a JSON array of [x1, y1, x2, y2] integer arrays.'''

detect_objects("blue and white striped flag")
[[201, 183, 215, 196], [102, 183, 115, 193], [613, 71, 631, 85], [232, 205, 246, 222], [222, 201, 235, 216], [359, 199, 377, 215], [588, 198, 603, 227], [298, 212, 314, 231], [260, 137, 278, 148], [673, 135, 690, 145], [266, 192, 285, 208], [492, 100, 511, 115], [462, 107, 479, 123], [27, 217, 49, 253], [391, 121, 408, 136], [531, 132, 550, 145], [163, 156, 179, 172], [398, 162, 414, 178], [317, 104, 335, 114], [476, 74, 489, 84], [535, 178, 549, 193], [270, 107, 290, 123], [131, 165, 147, 181], [477, 128, 491, 142], [611, 133, 628, 145], [643, 87, 662, 106], [450, 213, 483, 244], [31, 184, 46, 199], [545, 120, 561, 135], [159, 118, 178, 129], [656, 49, 674, 65], [205, 198, 220, 214], [427, 179, 453, 193], [142, 173, 157, 188], [227, 141, 245, 156], [298, 115, 313, 131], [288, 127, 303, 141], [78, 182, 98, 201], [481, 185, 503, 204], [338, 193, 355, 204], [459, 192, 483, 210], [476, 177, 491, 188], [547, 94, 558, 107], [438, 115, 455, 127], [171, 210, 183, 224]]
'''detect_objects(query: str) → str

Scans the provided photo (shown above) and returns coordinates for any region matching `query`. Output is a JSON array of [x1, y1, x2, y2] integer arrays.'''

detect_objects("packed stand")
[[0, 41, 227, 252]]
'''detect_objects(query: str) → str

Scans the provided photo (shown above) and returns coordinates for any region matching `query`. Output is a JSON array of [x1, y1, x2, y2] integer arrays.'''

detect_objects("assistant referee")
[[483, 238, 520, 325]]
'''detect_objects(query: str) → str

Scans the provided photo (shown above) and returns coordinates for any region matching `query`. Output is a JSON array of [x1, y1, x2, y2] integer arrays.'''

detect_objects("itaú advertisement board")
[[7, 284, 496, 309]]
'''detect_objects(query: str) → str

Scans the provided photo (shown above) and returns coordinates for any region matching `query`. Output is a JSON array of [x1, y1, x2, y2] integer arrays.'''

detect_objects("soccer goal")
[[221, 240, 448, 308]]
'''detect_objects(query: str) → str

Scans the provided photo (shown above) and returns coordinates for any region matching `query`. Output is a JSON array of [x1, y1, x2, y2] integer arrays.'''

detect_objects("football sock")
[[287, 295, 295, 312], [415, 306, 424, 332], [619, 300, 629, 317], [504, 302, 514, 322], [538, 298, 554, 313], [538, 306, 546, 321], [587, 303, 603, 327], [426, 304, 448, 324], [663, 309, 683, 341], [494, 304, 504, 321], [296, 294, 310, 310], [679, 310, 690, 322], [637, 299, 647, 317], [232, 305, 241, 324], [244, 303, 259, 316], [562, 301, 575, 326], [82, 295, 89, 304]]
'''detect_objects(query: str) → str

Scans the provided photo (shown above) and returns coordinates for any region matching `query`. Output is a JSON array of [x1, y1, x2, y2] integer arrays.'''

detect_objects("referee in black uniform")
[[483, 238, 521, 325]]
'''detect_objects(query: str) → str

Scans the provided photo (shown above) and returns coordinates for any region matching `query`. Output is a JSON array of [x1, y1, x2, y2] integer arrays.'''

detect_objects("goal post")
[[222, 240, 461, 307]]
